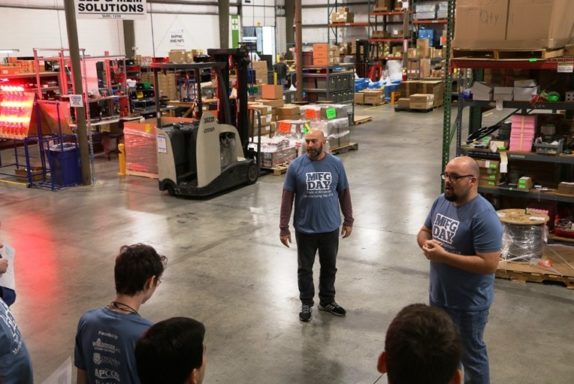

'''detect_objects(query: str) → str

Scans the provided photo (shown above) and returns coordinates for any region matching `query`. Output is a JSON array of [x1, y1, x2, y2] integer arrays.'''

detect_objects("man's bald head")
[[305, 129, 326, 142], [448, 156, 479, 178], [305, 129, 326, 160]]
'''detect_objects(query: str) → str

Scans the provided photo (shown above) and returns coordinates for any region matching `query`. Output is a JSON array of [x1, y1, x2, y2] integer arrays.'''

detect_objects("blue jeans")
[[295, 230, 339, 306], [440, 306, 490, 384]]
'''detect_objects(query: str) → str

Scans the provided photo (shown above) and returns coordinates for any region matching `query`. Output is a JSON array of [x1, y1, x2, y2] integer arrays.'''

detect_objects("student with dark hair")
[[378, 304, 463, 384], [136, 317, 207, 384], [74, 244, 167, 384]]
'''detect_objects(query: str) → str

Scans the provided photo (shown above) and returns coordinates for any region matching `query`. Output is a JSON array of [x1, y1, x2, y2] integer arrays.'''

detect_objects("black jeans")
[[295, 229, 339, 306]]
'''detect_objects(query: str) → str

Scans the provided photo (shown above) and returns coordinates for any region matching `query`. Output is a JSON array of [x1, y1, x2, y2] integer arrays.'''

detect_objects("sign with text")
[[76, 0, 147, 20]]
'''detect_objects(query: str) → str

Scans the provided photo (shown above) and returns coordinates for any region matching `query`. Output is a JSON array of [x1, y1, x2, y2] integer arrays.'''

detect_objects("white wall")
[[242, 0, 276, 27], [0, 8, 125, 57], [134, 13, 219, 56]]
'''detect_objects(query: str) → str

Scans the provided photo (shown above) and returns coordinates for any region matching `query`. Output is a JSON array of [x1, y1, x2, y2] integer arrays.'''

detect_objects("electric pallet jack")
[[151, 50, 258, 198]]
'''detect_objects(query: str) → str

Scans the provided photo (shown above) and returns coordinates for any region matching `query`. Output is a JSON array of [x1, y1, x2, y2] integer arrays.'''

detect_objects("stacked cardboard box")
[[168, 50, 194, 64], [361, 90, 384, 105], [510, 115, 536, 152], [310, 117, 351, 150], [453, 0, 574, 49], [140, 72, 177, 101], [330, 7, 354, 23], [477, 159, 501, 187], [252, 61, 268, 85], [493, 87, 513, 101], [276, 105, 301, 121], [409, 94, 434, 110], [248, 103, 273, 136], [257, 137, 298, 168], [262, 84, 283, 100], [313, 43, 340, 66]]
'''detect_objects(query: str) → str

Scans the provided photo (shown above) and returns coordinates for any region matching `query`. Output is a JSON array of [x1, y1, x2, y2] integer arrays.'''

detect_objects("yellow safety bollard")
[[118, 143, 126, 176]]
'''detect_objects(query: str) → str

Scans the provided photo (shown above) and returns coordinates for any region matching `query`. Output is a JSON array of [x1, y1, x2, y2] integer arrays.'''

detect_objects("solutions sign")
[[76, 0, 147, 20]]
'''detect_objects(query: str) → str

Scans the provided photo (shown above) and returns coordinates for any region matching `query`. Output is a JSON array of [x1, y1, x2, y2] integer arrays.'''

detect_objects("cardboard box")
[[419, 58, 431, 78], [409, 94, 434, 110], [476, 159, 500, 169], [494, 86, 514, 101], [252, 61, 268, 84], [258, 98, 285, 108], [453, 0, 511, 49], [363, 90, 383, 105], [354, 92, 364, 104], [399, 81, 421, 97], [454, 0, 574, 49], [397, 97, 410, 109], [507, 0, 574, 49], [262, 84, 283, 100], [276, 105, 301, 120], [417, 39, 430, 58]]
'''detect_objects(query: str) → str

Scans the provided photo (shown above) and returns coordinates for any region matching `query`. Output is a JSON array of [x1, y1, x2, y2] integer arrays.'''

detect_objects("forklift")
[[151, 48, 259, 198]]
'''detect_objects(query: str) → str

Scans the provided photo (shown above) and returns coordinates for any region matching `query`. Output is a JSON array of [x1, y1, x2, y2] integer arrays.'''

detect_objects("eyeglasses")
[[441, 173, 474, 182]]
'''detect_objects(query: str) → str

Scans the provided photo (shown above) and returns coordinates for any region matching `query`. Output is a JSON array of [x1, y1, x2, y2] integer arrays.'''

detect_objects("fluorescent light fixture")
[[0, 49, 19, 54]]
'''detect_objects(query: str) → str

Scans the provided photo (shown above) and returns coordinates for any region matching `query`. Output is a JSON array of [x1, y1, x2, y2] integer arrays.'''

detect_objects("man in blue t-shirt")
[[417, 156, 502, 384], [74, 244, 167, 384], [280, 129, 354, 322]]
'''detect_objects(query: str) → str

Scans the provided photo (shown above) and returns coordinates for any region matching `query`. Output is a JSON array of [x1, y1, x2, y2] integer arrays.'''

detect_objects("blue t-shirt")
[[0, 300, 33, 384], [283, 153, 349, 234], [424, 194, 502, 311], [74, 307, 152, 384]]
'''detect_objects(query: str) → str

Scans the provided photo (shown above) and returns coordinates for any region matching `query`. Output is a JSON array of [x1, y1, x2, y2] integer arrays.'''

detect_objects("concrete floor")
[[1, 104, 573, 384]]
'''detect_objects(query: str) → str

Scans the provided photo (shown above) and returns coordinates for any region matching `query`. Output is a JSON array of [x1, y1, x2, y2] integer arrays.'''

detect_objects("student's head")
[[378, 304, 463, 384], [136, 317, 207, 384], [114, 244, 166, 299]]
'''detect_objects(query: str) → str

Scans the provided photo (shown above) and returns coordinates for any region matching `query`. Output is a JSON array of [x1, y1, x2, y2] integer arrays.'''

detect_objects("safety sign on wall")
[[76, 0, 147, 20]]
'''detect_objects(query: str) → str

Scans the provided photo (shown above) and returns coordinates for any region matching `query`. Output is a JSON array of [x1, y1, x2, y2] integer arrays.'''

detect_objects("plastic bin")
[[47, 143, 81, 187]]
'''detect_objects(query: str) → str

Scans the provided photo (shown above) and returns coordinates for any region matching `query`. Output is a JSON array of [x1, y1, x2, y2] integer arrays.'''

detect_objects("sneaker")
[[299, 304, 312, 322], [319, 302, 346, 317]]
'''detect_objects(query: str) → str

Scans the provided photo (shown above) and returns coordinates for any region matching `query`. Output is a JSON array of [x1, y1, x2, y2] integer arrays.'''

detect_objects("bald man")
[[280, 130, 354, 322], [417, 156, 502, 384]]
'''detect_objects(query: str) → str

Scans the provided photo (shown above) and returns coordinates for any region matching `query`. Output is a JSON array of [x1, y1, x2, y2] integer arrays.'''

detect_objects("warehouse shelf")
[[328, 22, 369, 28], [478, 186, 574, 204], [413, 19, 448, 25]]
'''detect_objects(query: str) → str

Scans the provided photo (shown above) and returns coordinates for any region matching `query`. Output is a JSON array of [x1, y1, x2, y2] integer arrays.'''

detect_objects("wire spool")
[[497, 209, 549, 262]]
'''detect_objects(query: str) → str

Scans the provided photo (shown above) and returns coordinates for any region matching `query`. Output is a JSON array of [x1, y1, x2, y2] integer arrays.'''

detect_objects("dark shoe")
[[299, 304, 312, 322], [319, 302, 346, 317]]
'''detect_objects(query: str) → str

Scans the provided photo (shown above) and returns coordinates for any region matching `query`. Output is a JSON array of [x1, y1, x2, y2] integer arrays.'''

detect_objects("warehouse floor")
[[1, 104, 573, 384]]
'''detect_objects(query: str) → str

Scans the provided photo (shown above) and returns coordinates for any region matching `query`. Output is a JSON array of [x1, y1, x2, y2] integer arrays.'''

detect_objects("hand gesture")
[[280, 232, 292, 248], [341, 225, 352, 238], [422, 239, 446, 262]]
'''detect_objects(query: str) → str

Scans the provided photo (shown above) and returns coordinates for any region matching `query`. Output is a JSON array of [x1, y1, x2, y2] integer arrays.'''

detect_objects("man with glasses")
[[74, 244, 167, 384], [280, 129, 354, 322], [417, 156, 502, 384]]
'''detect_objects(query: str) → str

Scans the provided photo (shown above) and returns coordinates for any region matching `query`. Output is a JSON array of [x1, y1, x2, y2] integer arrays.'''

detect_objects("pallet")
[[496, 245, 574, 289], [453, 47, 564, 60], [353, 115, 372, 125], [394, 106, 437, 113], [261, 162, 290, 176], [331, 142, 359, 155], [356, 102, 385, 106], [126, 170, 159, 179]]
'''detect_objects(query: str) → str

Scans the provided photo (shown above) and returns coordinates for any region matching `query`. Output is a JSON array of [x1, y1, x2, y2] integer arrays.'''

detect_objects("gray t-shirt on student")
[[0, 300, 33, 384], [74, 307, 152, 384]]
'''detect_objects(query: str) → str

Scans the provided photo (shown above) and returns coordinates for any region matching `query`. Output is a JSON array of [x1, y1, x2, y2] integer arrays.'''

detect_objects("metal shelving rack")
[[441, 0, 455, 180]]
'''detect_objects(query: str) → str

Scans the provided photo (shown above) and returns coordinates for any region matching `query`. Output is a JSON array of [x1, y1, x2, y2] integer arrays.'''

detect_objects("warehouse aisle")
[[1, 104, 573, 384]]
